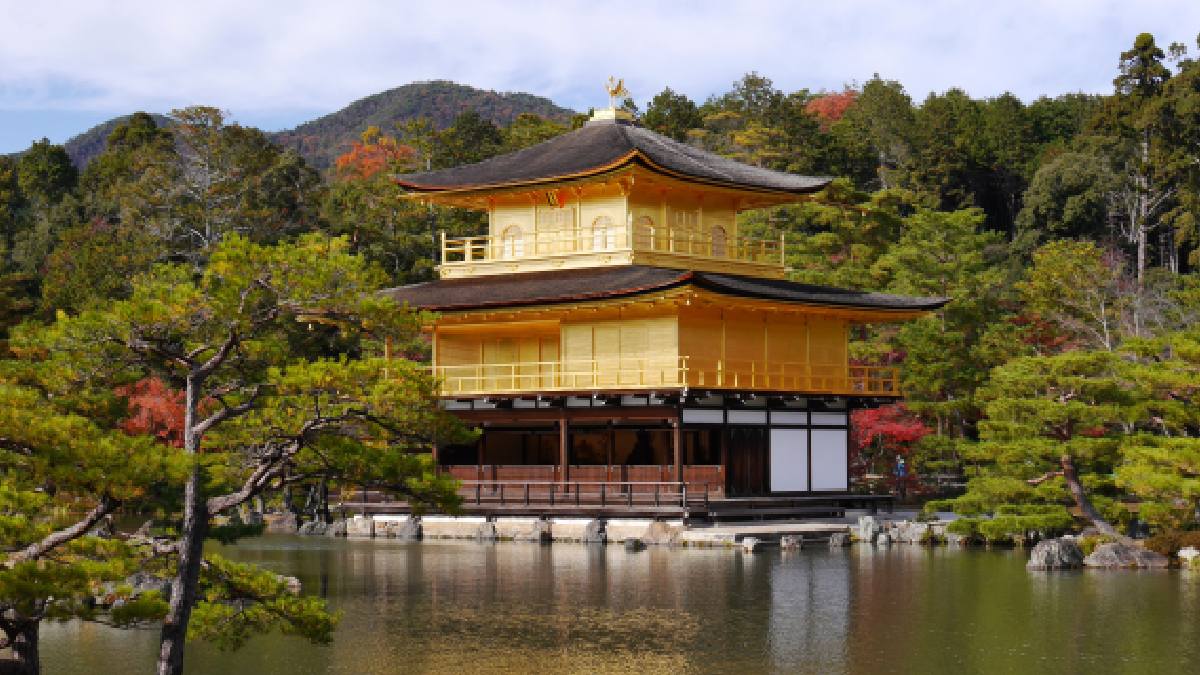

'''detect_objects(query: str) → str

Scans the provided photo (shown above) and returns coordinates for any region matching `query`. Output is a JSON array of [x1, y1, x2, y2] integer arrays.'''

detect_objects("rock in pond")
[[856, 516, 880, 543], [378, 517, 422, 540], [1083, 542, 1169, 569], [828, 532, 851, 548], [297, 520, 329, 536], [624, 538, 647, 552], [1026, 538, 1084, 570], [780, 535, 803, 550], [893, 521, 929, 544], [1178, 546, 1200, 567]]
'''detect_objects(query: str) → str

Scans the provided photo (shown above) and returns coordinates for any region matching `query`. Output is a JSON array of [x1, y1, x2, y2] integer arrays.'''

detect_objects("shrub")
[[1077, 534, 1116, 557], [1144, 530, 1200, 556], [947, 518, 980, 538]]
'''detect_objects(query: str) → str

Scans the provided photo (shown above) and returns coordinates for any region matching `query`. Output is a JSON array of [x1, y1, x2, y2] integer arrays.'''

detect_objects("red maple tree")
[[334, 127, 416, 181], [805, 89, 858, 130], [118, 377, 186, 447], [850, 403, 930, 481]]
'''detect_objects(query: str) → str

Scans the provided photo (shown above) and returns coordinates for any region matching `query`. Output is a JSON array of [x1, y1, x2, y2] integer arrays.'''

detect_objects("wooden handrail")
[[430, 357, 900, 396], [439, 226, 785, 269]]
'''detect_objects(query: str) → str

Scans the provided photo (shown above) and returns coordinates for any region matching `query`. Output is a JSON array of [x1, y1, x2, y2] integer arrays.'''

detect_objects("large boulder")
[[297, 520, 329, 536], [780, 535, 803, 550], [377, 517, 422, 540], [1178, 546, 1200, 568], [856, 516, 881, 543], [892, 521, 929, 544], [1027, 538, 1084, 570], [741, 537, 763, 553], [1083, 542, 1169, 569]]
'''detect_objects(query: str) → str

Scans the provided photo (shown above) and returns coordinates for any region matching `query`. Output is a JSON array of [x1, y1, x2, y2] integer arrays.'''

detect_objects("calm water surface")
[[40, 535, 1200, 674]]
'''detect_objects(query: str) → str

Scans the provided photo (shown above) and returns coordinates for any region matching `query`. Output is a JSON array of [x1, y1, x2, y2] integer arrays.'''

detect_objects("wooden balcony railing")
[[440, 223, 785, 268], [433, 358, 900, 396]]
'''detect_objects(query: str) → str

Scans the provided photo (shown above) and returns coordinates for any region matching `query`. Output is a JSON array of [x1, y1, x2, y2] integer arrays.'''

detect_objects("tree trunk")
[[1060, 454, 1126, 540], [157, 379, 208, 675]]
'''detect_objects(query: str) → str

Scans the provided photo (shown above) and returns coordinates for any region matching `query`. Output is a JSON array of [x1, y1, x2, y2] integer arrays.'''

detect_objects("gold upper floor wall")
[[430, 294, 900, 398], [436, 167, 797, 280]]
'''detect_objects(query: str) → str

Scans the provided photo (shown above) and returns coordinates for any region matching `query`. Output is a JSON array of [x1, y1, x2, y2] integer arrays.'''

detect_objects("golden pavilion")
[[385, 88, 945, 518]]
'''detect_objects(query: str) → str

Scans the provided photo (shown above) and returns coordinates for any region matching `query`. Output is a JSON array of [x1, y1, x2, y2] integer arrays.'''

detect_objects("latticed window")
[[711, 225, 728, 257], [633, 216, 654, 249]]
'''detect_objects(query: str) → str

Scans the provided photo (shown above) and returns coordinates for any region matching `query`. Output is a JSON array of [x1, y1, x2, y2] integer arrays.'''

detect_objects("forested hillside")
[[48, 80, 576, 171], [271, 80, 576, 169], [61, 113, 174, 168]]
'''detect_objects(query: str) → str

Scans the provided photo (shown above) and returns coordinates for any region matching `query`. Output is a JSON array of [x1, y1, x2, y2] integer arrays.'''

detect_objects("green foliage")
[[1018, 240, 1134, 350], [39, 219, 164, 314], [188, 554, 338, 650], [1077, 534, 1117, 557], [1144, 529, 1200, 556], [15, 138, 77, 207], [643, 87, 703, 142]]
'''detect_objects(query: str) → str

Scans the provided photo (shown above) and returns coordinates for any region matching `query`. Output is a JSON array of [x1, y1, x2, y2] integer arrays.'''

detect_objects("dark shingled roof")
[[394, 119, 831, 194], [382, 266, 948, 312]]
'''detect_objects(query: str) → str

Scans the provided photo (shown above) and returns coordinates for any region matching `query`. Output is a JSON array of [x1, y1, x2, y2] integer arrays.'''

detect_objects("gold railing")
[[434, 357, 900, 396], [440, 223, 785, 267]]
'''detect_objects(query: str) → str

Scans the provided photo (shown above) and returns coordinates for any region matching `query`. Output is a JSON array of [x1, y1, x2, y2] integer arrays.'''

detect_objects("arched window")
[[591, 216, 615, 250], [711, 225, 728, 257], [500, 225, 524, 259]]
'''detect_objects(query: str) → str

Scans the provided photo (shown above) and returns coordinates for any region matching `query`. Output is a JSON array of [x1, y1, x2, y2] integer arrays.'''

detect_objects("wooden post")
[[559, 412, 570, 486], [672, 419, 683, 484], [477, 433, 484, 482]]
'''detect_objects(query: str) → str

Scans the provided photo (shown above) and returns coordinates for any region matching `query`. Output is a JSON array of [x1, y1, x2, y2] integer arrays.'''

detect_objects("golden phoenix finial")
[[605, 76, 629, 108]]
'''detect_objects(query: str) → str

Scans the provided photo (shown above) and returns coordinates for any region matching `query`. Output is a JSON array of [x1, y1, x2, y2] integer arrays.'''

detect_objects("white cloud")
[[2, 0, 1199, 126]]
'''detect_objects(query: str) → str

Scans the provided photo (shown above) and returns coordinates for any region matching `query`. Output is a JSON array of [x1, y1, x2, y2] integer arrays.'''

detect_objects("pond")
[[40, 536, 1200, 674]]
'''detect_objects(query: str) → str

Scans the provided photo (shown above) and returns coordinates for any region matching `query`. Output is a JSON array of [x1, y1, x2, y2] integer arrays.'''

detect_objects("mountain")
[[56, 81, 576, 171], [62, 113, 173, 169], [271, 80, 577, 170]]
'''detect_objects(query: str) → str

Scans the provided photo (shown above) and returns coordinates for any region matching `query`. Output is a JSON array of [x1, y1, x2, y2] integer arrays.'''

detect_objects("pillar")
[[672, 419, 683, 483], [559, 411, 570, 484]]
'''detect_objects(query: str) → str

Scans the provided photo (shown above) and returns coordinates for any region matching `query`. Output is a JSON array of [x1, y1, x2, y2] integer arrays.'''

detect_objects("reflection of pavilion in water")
[[305, 540, 855, 674]]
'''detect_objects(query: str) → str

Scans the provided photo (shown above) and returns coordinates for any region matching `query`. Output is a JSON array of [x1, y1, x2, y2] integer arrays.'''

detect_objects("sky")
[[3, 0, 1200, 153]]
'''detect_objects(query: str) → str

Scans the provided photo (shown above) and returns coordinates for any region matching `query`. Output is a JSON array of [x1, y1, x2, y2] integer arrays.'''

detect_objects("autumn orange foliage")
[[334, 126, 416, 181], [805, 89, 858, 130], [118, 377, 186, 447]]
